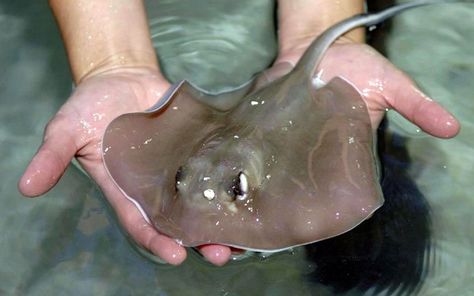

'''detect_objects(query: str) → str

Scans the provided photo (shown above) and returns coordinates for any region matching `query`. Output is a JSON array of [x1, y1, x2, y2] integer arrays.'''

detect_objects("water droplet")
[[92, 113, 105, 121]]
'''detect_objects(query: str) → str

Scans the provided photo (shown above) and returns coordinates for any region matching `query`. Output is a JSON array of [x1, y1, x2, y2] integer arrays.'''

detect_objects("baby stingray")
[[102, 1, 443, 252]]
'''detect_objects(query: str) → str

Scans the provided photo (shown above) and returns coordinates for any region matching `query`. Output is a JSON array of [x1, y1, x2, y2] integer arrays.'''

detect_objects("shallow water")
[[387, 4, 474, 294], [0, 0, 473, 295]]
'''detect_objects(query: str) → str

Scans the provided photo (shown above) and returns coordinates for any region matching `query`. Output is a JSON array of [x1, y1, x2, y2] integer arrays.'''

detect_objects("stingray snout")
[[174, 135, 265, 205], [175, 163, 250, 203], [196, 171, 249, 202]]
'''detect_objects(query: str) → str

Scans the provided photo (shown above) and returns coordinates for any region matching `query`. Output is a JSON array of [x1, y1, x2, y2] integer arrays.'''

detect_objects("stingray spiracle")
[[232, 172, 249, 201]]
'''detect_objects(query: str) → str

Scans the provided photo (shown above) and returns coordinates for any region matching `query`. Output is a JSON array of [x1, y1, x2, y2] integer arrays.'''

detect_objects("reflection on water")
[[0, 0, 473, 295]]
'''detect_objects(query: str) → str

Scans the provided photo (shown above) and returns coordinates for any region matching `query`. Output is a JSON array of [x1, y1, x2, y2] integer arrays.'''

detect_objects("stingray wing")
[[102, 81, 228, 239], [245, 77, 385, 250]]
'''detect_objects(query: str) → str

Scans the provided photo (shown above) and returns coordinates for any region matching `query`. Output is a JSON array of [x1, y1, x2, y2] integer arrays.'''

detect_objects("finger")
[[385, 68, 460, 138], [120, 209, 187, 265], [18, 118, 77, 197], [99, 180, 187, 265], [131, 222, 187, 266], [197, 244, 232, 266]]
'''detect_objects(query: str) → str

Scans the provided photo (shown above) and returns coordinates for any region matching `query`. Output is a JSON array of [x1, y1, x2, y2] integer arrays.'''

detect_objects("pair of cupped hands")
[[19, 39, 459, 266]]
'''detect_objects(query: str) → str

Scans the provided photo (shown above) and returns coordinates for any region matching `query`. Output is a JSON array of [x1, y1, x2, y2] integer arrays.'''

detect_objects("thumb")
[[384, 67, 460, 138], [18, 116, 78, 197]]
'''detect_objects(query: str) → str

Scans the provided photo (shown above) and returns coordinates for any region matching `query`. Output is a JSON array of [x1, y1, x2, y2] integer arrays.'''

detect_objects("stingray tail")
[[295, 0, 463, 77]]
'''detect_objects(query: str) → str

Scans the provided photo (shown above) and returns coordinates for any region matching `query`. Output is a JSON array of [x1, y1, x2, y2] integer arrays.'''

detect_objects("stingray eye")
[[231, 172, 249, 201], [175, 166, 184, 192]]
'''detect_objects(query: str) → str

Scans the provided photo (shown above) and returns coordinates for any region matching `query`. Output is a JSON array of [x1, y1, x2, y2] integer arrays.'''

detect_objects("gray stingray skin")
[[102, 1, 447, 252]]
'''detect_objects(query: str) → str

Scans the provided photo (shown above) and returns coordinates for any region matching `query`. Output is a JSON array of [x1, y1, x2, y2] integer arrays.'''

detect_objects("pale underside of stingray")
[[102, 1, 449, 252]]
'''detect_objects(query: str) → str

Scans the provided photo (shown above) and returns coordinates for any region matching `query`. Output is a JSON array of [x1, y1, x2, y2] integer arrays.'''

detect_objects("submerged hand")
[[18, 67, 232, 266], [275, 42, 460, 138]]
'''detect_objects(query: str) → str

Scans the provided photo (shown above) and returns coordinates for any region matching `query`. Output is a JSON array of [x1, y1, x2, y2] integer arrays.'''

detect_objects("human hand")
[[18, 67, 233, 266], [275, 0, 459, 139], [274, 41, 460, 138]]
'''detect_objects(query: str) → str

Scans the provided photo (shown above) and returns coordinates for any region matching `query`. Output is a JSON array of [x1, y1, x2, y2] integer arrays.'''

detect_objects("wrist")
[[78, 50, 159, 83], [49, 0, 159, 84], [76, 65, 171, 110], [275, 35, 360, 67], [276, 0, 365, 65]]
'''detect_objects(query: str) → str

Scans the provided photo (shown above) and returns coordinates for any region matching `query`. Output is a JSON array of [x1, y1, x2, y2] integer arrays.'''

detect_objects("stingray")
[[102, 1, 445, 252]]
